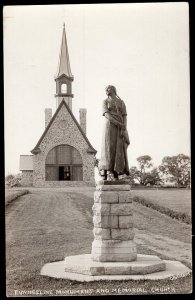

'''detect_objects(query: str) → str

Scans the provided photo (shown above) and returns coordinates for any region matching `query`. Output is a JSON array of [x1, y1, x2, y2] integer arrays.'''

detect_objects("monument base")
[[40, 254, 191, 281], [64, 254, 165, 275]]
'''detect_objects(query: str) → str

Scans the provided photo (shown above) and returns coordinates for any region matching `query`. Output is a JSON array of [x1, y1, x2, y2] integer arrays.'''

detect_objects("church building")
[[19, 24, 97, 187]]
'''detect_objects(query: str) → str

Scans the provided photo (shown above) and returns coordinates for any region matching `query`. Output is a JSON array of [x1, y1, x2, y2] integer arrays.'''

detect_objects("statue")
[[99, 85, 130, 181]]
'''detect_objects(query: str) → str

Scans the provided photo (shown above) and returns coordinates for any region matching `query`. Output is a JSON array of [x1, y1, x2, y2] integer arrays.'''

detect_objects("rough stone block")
[[91, 240, 137, 262], [60, 254, 168, 276], [89, 267, 105, 276], [110, 203, 133, 215], [92, 203, 110, 215], [96, 185, 130, 191], [92, 246, 136, 254], [119, 216, 134, 228], [92, 239, 136, 249], [92, 253, 137, 262], [128, 263, 166, 275], [111, 228, 135, 240], [119, 191, 133, 203], [93, 228, 111, 240], [94, 191, 118, 203], [93, 215, 118, 228], [96, 180, 131, 186]]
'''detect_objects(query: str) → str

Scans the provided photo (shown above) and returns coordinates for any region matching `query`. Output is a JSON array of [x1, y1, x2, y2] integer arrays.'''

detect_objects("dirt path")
[[130, 202, 192, 267], [135, 230, 191, 267]]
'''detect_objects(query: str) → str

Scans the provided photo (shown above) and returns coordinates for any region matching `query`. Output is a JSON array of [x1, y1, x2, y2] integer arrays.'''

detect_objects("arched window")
[[61, 83, 67, 93], [45, 145, 83, 181]]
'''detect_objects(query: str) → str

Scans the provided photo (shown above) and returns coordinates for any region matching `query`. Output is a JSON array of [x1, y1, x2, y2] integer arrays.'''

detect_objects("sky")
[[4, 3, 190, 175]]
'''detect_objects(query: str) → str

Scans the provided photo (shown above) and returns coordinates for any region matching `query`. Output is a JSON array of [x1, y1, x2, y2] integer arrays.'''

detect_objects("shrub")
[[5, 173, 22, 188]]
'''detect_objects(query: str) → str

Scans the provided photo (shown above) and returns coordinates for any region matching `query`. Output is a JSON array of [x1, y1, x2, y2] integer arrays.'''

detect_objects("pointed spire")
[[56, 24, 73, 79]]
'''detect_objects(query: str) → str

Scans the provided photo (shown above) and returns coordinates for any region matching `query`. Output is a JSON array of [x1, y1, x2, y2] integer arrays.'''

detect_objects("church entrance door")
[[59, 166, 71, 181], [45, 144, 83, 181]]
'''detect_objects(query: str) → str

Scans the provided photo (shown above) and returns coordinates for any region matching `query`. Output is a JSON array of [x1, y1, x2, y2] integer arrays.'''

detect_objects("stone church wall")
[[33, 104, 95, 187]]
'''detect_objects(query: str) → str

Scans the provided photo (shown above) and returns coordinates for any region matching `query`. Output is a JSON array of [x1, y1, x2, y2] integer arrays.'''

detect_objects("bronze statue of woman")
[[99, 85, 130, 181]]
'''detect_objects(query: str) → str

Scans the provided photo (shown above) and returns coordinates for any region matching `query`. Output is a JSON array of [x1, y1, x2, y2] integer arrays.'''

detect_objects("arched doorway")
[[45, 145, 83, 181]]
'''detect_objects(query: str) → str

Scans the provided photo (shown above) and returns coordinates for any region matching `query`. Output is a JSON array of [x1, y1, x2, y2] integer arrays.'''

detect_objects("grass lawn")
[[5, 189, 29, 206], [132, 189, 191, 215], [6, 188, 192, 296], [132, 189, 191, 224]]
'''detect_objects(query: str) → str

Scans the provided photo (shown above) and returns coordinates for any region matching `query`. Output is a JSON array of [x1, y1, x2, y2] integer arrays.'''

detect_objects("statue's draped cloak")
[[99, 98, 130, 174]]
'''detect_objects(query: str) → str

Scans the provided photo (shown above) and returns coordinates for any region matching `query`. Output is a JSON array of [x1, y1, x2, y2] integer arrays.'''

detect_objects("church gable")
[[31, 100, 96, 186], [31, 100, 96, 155]]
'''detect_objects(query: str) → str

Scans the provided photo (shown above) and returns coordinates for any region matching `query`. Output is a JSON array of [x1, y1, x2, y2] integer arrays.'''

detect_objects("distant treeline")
[[96, 154, 191, 187]]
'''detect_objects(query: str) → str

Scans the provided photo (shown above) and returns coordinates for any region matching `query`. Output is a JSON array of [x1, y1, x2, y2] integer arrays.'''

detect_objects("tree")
[[159, 154, 191, 187], [137, 155, 153, 173], [136, 155, 153, 185], [128, 166, 141, 184], [142, 168, 162, 186]]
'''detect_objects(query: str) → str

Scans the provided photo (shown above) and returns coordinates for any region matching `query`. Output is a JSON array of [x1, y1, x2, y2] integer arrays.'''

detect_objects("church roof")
[[55, 24, 73, 79], [31, 99, 97, 155]]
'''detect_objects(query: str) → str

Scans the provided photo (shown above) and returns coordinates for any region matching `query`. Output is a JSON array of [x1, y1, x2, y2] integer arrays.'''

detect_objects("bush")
[[5, 173, 22, 188]]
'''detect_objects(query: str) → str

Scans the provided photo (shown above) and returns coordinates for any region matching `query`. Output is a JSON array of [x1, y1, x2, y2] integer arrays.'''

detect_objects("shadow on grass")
[[66, 192, 93, 228]]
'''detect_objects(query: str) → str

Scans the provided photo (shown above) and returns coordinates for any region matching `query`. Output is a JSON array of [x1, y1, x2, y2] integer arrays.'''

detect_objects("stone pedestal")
[[91, 182, 137, 262]]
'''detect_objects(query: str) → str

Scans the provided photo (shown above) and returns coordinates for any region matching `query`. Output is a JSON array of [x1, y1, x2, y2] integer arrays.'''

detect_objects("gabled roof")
[[31, 99, 97, 155], [55, 23, 73, 79]]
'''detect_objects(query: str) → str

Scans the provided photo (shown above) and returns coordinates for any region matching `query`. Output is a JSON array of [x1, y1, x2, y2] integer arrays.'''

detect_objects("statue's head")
[[105, 85, 117, 96]]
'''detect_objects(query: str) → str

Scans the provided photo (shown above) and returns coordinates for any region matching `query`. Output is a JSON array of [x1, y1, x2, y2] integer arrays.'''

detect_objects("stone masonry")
[[45, 108, 52, 128], [91, 182, 137, 262], [32, 103, 95, 187], [20, 170, 33, 187]]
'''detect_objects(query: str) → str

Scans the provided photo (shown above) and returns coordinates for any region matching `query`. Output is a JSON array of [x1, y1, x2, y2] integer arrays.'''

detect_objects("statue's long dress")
[[99, 98, 130, 174]]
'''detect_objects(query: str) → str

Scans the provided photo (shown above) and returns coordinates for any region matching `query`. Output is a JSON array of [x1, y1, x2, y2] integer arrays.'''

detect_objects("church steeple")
[[55, 23, 74, 110]]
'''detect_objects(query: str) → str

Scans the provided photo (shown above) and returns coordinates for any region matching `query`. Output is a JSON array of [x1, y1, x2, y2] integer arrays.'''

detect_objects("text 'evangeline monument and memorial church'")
[[19, 24, 97, 187]]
